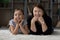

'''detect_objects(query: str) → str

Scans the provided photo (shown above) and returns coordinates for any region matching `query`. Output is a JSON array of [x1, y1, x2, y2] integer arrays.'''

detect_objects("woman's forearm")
[[41, 22, 48, 32], [31, 22, 37, 32]]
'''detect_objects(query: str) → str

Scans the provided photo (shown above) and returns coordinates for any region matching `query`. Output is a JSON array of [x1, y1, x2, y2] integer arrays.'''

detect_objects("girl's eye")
[[39, 10, 41, 12], [19, 13, 23, 16], [19, 14, 21, 15]]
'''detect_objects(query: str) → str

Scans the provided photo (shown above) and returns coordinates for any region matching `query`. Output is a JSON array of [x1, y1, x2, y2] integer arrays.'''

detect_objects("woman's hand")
[[31, 16, 38, 23], [31, 16, 38, 32], [38, 17, 45, 24], [38, 17, 47, 32]]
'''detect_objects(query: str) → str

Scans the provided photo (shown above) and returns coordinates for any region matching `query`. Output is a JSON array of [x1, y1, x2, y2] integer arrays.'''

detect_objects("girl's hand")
[[14, 19, 19, 24], [19, 20, 24, 26], [17, 18, 21, 23]]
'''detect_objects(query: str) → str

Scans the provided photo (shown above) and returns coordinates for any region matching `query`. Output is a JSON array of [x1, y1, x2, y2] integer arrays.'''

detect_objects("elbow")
[[12, 32, 17, 35], [24, 33, 28, 35], [31, 28, 37, 32], [42, 30, 47, 32], [11, 31, 18, 35], [42, 29, 47, 32], [23, 31, 29, 35], [42, 26, 48, 32]]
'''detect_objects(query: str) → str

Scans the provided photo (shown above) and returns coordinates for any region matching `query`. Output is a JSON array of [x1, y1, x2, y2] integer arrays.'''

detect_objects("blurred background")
[[0, 0, 60, 28]]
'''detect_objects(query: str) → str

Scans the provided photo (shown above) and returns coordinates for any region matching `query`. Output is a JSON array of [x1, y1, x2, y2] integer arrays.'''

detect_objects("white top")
[[9, 19, 27, 33]]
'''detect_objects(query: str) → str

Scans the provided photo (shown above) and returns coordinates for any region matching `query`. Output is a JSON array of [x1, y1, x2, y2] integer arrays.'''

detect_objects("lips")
[[35, 14, 40, 17]]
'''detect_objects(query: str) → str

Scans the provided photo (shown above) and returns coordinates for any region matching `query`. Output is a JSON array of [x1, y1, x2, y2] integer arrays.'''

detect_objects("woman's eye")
[[39, 10, 41, 12], [15, 14, 17, 16], [34, 10, 37, 12]]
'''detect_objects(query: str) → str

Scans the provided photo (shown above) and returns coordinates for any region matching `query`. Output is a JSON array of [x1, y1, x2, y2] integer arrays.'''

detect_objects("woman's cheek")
[[33, 13, 37, 16], [39, 13, 43, 17]]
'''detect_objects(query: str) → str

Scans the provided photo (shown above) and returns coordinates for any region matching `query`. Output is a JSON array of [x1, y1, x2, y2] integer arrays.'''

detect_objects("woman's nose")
[[36, 11, 39, 14]]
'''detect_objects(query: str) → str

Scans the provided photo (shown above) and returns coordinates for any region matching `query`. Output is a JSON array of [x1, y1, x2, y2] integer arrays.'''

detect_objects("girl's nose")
[[17, 15, 20, 17]]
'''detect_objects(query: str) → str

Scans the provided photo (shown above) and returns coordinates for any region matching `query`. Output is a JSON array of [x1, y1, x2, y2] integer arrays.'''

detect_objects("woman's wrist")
[[31, 20, 35, 24], [41, 21, 45, 25], [38, 19, 45, 25]]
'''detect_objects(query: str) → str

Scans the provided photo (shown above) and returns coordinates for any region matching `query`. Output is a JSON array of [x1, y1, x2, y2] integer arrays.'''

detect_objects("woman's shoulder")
[[44, 16, 52, 21], [44, 16, 52, 25]]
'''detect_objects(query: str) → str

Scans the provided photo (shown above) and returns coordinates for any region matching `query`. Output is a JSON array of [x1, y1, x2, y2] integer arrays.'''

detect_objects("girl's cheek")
[[15, 18, 17, 21], [14, 18, 17, 22], [21, 15, 24, 19]]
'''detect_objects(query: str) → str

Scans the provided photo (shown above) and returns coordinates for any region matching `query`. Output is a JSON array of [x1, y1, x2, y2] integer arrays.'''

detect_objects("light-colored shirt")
[[9, 19, 27, 33]]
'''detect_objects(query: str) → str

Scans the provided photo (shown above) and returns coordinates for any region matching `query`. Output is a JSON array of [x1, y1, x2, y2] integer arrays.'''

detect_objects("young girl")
[[9, 9, 29, 35], [27, 4, 54, 35]]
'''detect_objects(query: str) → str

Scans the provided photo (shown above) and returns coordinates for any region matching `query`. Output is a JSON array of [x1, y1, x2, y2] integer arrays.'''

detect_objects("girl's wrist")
[[16, 23, 19, 26]]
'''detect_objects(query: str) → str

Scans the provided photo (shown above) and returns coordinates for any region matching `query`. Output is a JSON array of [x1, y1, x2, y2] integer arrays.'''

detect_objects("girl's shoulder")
[[9, 19, 16, 27], [9, 19, 15, 24], [10, 19, 14, 21]]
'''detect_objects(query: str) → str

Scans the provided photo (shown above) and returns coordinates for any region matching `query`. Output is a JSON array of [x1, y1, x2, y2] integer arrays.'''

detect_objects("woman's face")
[[14, 10, 24, 22], [33, 7, 43, 17]]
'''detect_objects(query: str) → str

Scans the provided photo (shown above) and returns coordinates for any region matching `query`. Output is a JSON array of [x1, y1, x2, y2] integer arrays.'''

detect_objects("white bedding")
[[0, 29, 60, 40]]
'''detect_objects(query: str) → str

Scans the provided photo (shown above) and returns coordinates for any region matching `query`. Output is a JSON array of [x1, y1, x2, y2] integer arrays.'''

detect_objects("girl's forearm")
[[19, 25, 29, 34], [13, 24, 19, 34]]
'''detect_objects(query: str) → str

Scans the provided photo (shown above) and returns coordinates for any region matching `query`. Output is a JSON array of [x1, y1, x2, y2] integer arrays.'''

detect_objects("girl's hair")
[[10, 8, 24, 19], [32, 3, 48, 17], [14, 8, 24, 15]]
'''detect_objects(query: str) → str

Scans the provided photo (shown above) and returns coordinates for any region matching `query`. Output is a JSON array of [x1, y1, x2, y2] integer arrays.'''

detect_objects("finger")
[[20, 20, 24, 24]]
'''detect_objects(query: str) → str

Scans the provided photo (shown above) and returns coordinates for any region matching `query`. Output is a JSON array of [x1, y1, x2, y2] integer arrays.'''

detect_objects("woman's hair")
[[32, 3, 48, 17], [14, 8, 24, 15]]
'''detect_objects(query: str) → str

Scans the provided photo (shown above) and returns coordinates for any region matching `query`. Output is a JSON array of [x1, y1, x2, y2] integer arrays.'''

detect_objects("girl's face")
[[14, 10, 24, 22], [33, 7, 43, 17]]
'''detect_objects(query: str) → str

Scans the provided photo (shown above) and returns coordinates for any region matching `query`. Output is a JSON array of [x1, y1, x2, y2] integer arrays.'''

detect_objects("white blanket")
[[0, 29, 60, 40]]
